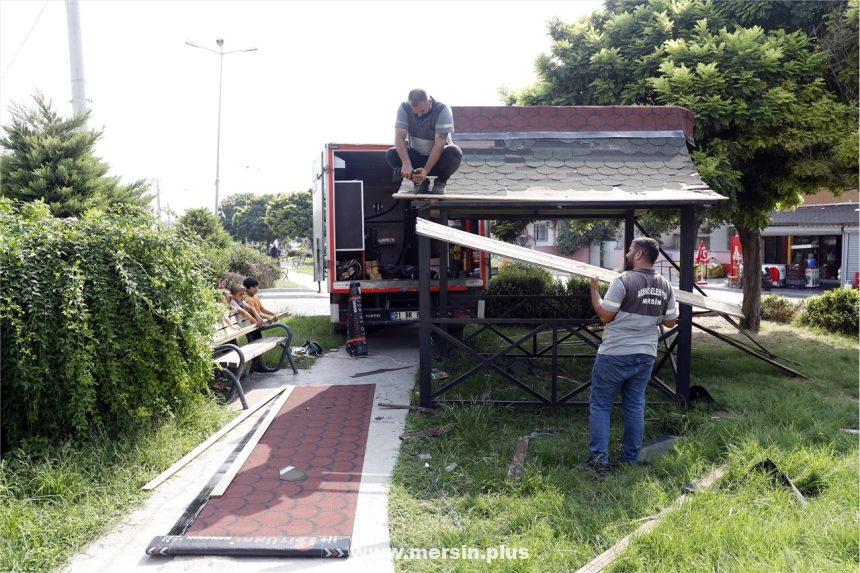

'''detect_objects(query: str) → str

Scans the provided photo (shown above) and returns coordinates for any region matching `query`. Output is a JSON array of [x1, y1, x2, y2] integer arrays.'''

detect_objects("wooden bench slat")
[[214, 337, 287, 367], [211, 310, 291, 348]]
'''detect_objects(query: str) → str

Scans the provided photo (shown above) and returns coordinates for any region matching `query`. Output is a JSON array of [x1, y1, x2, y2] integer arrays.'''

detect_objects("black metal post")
[[419, 232, 432, 408], [438, 209, 449, 347], [624, 210, 635, 260], [676, 206, 696, 403], [551, 324, 558, 403]]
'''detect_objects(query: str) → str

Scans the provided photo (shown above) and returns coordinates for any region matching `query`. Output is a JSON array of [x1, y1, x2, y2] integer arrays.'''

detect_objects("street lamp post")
[[185, 39, 258, 213]]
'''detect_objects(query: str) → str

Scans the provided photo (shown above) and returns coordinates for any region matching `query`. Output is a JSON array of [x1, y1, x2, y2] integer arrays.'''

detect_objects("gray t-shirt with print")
[[598, 268, 678, 357], [395, 99, 454, 155]]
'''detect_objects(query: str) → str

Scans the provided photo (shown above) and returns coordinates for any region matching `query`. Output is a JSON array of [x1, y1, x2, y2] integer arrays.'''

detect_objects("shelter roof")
[[398, 106, 725, 212]]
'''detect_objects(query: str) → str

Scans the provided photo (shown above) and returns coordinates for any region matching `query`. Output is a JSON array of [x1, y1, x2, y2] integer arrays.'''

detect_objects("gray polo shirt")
[[395, 99, 454, 155], [598, 268, 678, 357]]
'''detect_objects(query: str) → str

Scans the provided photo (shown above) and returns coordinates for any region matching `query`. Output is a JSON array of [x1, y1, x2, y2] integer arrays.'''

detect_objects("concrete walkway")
[[65, 325, 419, 573]]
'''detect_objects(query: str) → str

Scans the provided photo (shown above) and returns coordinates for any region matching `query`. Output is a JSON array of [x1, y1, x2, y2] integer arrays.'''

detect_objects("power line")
[[1, 0, 50, 81]]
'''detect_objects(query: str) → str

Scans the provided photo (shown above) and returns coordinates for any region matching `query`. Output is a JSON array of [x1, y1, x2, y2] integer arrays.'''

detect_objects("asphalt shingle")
[[769, 203, 859, 226]]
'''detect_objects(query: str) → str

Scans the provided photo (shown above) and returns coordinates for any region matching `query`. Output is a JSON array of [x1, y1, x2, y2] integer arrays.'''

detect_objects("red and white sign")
[[730, 235, 743, 277], [694, 241, 710, 285], [695, 241, 710, 265]]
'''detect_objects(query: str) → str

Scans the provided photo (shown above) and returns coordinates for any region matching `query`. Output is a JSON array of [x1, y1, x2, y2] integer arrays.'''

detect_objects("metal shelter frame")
[[415, 202, 701, 409], [414, 201, 805, 410]]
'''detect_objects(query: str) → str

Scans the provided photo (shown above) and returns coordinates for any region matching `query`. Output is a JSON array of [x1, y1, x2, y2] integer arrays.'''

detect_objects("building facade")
[[515, 190, 858, 288]]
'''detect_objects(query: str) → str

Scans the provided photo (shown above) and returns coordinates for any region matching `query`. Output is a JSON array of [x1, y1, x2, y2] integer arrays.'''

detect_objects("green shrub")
[[287, 247, 310, 257], [0, 201, 220, 449], [177, 207, 232, 248], [796, 288, 859, 337], [211, 244, 281, 289], [486, 262, 552, 318], [761, 294, 798, 324], [486, 263, 603, 319], [565, 276, 607, 319]]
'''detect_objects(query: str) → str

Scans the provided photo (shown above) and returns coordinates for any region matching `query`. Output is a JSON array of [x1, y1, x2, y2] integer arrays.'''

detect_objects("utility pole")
[[155, 179, 161, 217], [215, 42, 224, 214], [185, 39, 258, 214], [65, 0, 88, 126]]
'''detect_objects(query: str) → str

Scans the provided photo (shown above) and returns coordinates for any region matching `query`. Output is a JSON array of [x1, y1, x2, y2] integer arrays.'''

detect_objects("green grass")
[[291, 264, 314, 276], [0, 398, 234, 573], [0, 316, 344, 573], [260, 315, 343, 369], [389, 321, 859, 572]]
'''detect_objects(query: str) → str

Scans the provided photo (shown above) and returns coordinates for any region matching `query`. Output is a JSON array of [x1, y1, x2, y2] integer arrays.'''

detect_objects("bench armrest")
[[213, 343, 245, 371], [259, 322, 294, 348]]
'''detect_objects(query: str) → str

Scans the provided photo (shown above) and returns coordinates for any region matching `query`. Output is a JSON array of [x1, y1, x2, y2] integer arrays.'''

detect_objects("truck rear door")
[[311, 148, 328, 283]]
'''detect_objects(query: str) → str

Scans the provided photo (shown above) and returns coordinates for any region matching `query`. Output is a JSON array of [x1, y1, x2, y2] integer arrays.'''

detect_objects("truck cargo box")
[[312, 144, 488, 328]]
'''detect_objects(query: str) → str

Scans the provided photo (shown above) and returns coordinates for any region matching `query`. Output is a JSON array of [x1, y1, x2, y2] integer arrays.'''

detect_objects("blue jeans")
[[588, 353, 655, 465]]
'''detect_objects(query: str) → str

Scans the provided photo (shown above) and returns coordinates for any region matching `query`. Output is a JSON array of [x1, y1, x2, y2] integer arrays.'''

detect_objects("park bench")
[[210, 309, 298, 410], [290, 254, 308, 268]]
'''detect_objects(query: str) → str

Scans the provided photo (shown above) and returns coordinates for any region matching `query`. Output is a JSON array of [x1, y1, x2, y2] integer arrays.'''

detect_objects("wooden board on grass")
[[141, 386, 292, 491]]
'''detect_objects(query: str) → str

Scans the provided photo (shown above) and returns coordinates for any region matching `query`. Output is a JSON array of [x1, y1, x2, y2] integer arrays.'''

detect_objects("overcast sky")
[[1, 0, 601, 215]]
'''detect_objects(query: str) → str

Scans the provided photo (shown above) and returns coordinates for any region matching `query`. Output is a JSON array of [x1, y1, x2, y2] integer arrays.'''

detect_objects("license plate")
[[391, 310, 419, 321]]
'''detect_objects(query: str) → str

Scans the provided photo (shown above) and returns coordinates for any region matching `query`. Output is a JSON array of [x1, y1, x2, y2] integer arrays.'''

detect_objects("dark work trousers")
[[246, 329, 263, 370], [385, 145, 463, 182]]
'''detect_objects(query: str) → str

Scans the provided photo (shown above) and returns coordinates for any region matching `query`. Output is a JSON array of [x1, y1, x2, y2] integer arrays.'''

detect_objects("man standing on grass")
[[588, 237, 678, 475], [385, 88, 462, 195]]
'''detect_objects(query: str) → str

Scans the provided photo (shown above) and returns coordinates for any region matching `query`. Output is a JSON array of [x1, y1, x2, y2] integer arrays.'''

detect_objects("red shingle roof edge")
[[451, 106, 695, 143]]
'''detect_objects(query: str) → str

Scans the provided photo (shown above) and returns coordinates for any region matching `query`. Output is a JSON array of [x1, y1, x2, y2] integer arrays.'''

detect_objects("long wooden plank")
[[576, 465, 727, 573], [141, 386, 292, 491], [415, 218, 743, 318], [209, 385, 296, 497]]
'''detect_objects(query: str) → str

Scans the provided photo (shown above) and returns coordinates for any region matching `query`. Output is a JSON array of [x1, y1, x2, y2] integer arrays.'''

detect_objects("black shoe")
[[589, 459, 610, 478], [415, 180, 430, 194]]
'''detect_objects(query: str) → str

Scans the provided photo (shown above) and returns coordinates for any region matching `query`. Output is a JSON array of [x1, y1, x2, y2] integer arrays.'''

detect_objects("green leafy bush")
[[177, 207, 231, 248], [796, 288, 859, 337], [0, 201, 220, 449], [486, 263, 604, 319], [565, 276, 607, 319], [761, 294, 799, 324], [208, 244, 281, 289]]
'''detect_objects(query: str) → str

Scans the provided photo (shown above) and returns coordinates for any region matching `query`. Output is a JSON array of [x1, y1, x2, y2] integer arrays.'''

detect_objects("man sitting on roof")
[[386, 88, 462, 195], [588, 237, 678, 476]]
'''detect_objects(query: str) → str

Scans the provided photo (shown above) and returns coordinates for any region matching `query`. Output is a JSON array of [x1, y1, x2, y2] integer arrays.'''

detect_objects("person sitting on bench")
[[229, 284, 263, 328], [385, 88, 462, 195], [242, 277, 279, 345]]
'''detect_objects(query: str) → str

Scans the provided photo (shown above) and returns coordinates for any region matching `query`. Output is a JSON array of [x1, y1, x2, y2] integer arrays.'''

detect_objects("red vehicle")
[[311, 143, 489, 330]]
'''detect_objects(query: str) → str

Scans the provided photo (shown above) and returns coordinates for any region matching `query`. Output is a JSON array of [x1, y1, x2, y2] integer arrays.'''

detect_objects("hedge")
[[761, 294, 798, 324], [0, 201, 220, 449], [486, 262, 606, 319], [796, 287, 859, 337], [222, 244, 281, 288]]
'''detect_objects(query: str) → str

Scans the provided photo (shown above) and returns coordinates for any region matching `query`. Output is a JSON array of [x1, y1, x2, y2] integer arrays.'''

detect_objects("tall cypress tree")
[[0, 95, 151, 217]]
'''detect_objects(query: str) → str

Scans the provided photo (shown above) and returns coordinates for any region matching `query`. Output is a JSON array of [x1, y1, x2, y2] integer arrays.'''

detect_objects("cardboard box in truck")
[[312, 143, 489, 329]]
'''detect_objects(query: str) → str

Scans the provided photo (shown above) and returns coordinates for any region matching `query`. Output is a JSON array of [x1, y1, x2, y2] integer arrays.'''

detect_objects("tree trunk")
[[737, 226, 762, 331]]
